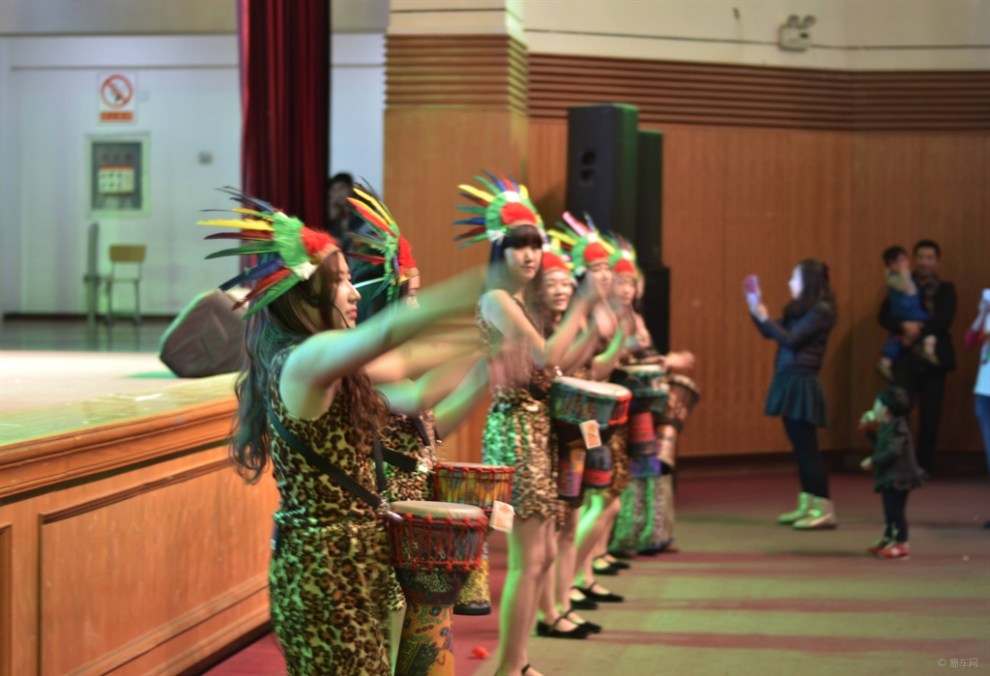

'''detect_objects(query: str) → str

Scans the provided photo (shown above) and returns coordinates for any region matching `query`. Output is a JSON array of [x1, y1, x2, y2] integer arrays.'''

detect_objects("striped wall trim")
[[527, 53, 990, 131], [386, 35, 528, 114]]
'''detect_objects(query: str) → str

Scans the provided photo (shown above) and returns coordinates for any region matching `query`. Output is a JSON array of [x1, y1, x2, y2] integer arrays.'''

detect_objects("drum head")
[[435, 461, 512, 472], [621, 364, 665, 375], [554, 376, 631, 400], [668, 374, 700, 395], [390, 500, 486, 521]]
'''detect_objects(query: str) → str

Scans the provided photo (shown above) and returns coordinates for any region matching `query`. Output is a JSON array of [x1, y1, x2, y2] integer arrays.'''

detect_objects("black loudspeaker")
[[635, 130, 663, 267], [640, 267, 671, 354], [159, 290, 246, 377], [566, 104, 639, 237]]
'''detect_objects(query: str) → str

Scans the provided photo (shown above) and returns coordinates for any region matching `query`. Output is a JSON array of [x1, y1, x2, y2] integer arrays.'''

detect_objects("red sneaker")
[[867, 537, 892, 555], [877, 542, 910, 559]]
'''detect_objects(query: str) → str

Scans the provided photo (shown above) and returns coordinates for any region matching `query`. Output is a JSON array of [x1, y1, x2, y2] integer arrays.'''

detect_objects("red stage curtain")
[[238, 0, 329, 230]]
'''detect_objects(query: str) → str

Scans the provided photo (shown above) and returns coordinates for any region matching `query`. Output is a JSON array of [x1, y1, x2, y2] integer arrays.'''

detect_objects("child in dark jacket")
[[859, 386, 926, 559]]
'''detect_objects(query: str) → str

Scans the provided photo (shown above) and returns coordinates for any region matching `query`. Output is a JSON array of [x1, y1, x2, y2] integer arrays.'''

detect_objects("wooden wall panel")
[[387, 43, 987, 460], [528, 118, 986, 457], [847, 133, 990, 452]]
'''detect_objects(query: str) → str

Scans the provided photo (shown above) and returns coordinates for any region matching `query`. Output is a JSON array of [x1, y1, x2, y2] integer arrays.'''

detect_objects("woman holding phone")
[[746, 260, 837, 530]]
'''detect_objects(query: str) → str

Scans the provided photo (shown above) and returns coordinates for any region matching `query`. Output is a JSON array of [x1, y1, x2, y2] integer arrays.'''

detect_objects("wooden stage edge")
[[0, 375, 280, 676]]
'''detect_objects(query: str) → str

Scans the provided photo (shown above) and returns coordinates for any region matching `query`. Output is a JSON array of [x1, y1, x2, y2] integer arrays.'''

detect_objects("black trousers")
[[881, 489, 910, 542], [893, 355, 945, 475], [782, 418, 830, 499]]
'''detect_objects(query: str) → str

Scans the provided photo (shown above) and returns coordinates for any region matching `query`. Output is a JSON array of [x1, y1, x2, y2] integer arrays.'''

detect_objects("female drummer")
[[456, 175, 599, 676], [346, 186, 488, 504], [747, 259, 837, 529], [551, 214, 631, 610], [203, 192, 478, 674]]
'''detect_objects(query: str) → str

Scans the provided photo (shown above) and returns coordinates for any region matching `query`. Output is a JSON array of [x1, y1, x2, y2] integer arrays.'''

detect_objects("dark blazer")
[[878, 278, 956, 372], [754, 302, 835, 375]]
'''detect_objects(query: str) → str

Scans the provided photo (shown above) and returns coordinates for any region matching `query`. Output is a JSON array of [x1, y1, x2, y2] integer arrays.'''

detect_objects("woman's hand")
[[750, 303, 769, 323], [665, 350, 696, 372], [592, 303, 618, 339], [743, 276, 761, 310]]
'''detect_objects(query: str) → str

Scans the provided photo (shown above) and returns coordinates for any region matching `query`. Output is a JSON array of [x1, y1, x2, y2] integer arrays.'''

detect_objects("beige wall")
[[523, 0, 990, 70]]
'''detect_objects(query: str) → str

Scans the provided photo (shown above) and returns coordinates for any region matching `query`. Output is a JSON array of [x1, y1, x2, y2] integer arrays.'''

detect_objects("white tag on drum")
[[490, 500, 515, 533], [579, 420, 601, 449]]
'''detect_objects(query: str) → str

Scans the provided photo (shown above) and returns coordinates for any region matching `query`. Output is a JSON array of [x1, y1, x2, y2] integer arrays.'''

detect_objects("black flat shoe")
[[568, 586, 599, 610], [592, 558, 620, 576], [605, 557, 632, 569], [453, 601, 491, 616], [535, 617, 589, 639], [563, 608, 602, 634], [576, 583, 624, 603], [608, 549, 637, 560]]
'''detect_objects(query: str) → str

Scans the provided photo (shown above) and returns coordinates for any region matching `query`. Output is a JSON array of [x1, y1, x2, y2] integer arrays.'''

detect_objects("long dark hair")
[[783, 258, 836, 320], [485, 224, 547, 333], [232, 252, 388, 482]]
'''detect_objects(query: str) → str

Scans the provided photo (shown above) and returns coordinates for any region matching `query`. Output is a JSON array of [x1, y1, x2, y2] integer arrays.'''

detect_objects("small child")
[[859, 386, 926, 559], [878, 246, 937, 380]]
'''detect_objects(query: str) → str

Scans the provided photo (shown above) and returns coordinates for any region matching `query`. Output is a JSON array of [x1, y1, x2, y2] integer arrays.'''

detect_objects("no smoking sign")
[[98, 72, 137, 123]]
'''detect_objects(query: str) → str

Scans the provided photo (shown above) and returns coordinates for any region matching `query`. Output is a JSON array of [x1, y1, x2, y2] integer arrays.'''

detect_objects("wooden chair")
[[105, 244, 146, 325]]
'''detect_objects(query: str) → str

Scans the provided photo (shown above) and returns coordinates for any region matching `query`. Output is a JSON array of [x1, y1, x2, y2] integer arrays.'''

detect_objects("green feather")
[[206, 242, 278, 259], [243, 276, 300, 317]]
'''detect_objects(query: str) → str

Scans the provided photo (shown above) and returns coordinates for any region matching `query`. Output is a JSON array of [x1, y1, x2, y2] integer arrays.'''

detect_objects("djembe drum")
[[610, 366, 668, 552], [433, 462, 514, 616], [549, 377, 631, 501], [387, 500, 488, 676], [654, 374, 701, 467], [653, 374, 701, 549]]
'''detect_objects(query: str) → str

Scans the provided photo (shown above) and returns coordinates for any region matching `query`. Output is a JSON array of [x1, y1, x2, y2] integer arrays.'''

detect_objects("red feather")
[[499, 201, 538, 227], [346, 252, 387, 265], [398, 236, 417, 273], [241, 268, 292, 303], [300, 227, 337, 257]]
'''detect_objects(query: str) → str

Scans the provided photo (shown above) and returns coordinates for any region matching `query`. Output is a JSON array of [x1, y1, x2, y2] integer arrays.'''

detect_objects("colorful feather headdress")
[[454, 172, 545, 247], [551, 211, 614, 275], [607, 233, 640, 278], [345, 184, 418, 302], [542, 235, 574, 276], [199, 187, 339, 317]]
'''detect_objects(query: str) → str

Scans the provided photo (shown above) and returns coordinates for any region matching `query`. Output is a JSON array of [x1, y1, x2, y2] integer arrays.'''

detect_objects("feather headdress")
[[542, 235, 574, 276], [345, 184, 418, 303], [551, 211, 614, 275], [607, 233, 640, 278], [198, 187, 339, 317], [454, 171, 545, 247]]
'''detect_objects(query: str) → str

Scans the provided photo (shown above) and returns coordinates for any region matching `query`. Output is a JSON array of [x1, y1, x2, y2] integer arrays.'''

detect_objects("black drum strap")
[[267, 400, 386, 512]]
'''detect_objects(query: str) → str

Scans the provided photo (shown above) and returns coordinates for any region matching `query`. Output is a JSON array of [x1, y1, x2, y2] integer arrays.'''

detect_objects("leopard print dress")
[[267, 347, 404, 676], [382, 410, 438, 502], [478, 302, 557, 522]]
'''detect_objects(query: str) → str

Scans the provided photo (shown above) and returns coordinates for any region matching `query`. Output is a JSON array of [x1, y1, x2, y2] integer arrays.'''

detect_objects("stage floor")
[[209, 473, 990, 676]]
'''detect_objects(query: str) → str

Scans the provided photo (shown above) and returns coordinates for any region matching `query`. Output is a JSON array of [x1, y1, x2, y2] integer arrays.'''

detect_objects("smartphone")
[[744, 274, 762, 295]]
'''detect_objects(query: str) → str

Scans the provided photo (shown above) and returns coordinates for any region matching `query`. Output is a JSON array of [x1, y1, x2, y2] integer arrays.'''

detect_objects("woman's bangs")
[[503, 224, 544, 250]]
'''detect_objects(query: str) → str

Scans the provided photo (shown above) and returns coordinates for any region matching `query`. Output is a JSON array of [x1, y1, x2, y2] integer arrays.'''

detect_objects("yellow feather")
[[459, 184, 495, 204], [518, 184, 529, 200], [352, 187, 392, 225], [197, 218, 274, 231]]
